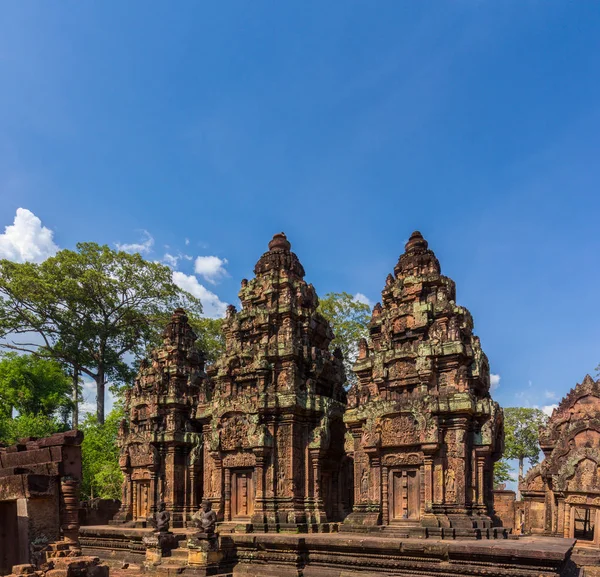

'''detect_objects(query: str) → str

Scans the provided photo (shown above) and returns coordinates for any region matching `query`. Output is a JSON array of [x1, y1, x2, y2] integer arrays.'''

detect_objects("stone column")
[[251, 448, 268, 526], [382, 465, 389, 525], [453, 419, 468, 509], [150, 473, 159, 517], [60, 478, 80, 548], [132, 481, 139, 520], [164, 446, 176, 509], [189, 468, 197, 513], [370, 455, 381, 507], [309, 449, 326, 523], [422, 445, 436, 514], [224, 468, 232, 521]]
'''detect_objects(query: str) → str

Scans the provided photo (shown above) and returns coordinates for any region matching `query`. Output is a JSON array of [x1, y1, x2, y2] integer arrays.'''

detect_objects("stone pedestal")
[[187, 533, 222, 575], [142, 531, 177, 567]]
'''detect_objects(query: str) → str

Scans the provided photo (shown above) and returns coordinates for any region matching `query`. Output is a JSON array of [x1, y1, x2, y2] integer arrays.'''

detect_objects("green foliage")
[[0, 413, 66, 446], [494, 459, 516, 488], [0, 243, 202, 423], [80, 406, 124, 500], [0, 353, 72, 420], [318, 292, 371, 386], [503, 407, 548, 478], [191, 316, 225, 365]]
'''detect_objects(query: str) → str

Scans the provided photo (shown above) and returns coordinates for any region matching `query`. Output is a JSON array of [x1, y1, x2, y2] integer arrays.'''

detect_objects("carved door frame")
[[231, 468, 255, 520], [388, 467, 421, 523]]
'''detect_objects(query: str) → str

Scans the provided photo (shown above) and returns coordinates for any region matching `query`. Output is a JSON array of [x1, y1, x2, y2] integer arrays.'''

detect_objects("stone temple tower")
[[343, 232, 503, 536], [114, 309, 207, 528], [198, 233, 349, 532]]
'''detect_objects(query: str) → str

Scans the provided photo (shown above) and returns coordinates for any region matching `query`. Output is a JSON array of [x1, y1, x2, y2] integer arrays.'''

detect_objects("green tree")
[[0, 353, 72, 420], [503, 407, 548, 498], [0, 413, 66, 446], [80, 406, 124, 500], [192, 317, 225, 365], [0, 243, 202, 424], [494, 459, 516, 489], [318, 292, 371, 387]]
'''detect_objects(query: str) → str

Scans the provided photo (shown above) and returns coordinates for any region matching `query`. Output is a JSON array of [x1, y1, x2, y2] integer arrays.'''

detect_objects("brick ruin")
[[521, 374, 600, 547], [0, 430, 92, 575]]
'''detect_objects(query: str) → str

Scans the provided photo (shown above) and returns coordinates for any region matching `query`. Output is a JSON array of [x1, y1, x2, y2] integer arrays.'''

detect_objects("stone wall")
[[493, 489, 517, 531], [0, 431, 83, 574]]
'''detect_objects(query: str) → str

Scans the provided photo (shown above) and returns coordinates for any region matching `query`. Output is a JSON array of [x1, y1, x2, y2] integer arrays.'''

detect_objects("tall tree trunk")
[[96, 365, 105, 425], [516, 456, 524, 500], [72, 365, 79, 430]]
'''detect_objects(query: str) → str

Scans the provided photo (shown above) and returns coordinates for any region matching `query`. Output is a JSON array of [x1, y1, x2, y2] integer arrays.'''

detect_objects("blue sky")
[[0, 1, 599, 425]]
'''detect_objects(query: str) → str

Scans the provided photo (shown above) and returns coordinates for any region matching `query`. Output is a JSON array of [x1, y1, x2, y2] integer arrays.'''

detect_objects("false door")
[[231, 469, 254, 519], [389, 468, 420, 522], [135, 480, 151, 520]]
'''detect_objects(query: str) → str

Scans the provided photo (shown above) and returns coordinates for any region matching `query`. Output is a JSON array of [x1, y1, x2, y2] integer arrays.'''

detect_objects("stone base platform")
[[223, 533, 577, 577], [81, 525, 578, 577]]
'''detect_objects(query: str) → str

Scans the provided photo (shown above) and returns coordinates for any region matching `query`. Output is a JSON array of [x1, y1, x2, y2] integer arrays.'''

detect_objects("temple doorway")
[[573, 507, 595, 542], [0, 502, 19, 575], [134, 481, 151, 520], [231, 469, 254, 519], [389, 468, 420, 522]]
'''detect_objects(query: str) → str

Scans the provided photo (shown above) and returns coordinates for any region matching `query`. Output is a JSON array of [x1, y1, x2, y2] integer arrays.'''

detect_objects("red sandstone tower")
[[113, 309, 208, 528], [343, 232, 504, 536], [197, 233, 349, 532]]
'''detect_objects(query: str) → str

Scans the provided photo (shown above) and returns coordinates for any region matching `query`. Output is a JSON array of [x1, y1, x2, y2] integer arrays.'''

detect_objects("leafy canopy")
[[0, 353, 72, 419], [0, 242, 202, 423], [503, 407, 548, 468], [80, 406, 124, 500], [0, 413, 67, 446], [318, 292, 371, 386], [493, 460, 516, 488]]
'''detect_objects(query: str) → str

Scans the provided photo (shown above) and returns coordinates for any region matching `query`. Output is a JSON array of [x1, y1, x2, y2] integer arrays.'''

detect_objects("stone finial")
[[582, 374, 596, 387], [372, 303, 382, 318], [268, 232, 291, 252], [405, 231, 428, 252]]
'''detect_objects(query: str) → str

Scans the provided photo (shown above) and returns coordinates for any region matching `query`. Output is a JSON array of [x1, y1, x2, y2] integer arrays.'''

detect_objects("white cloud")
[[172, 271, 228, 318], [116, 230, 154, 254], [544, 390, 557, 400], [194, 255, 229, 284], [354, 292, 373, 307], [0, 208, 59, 263], [490, 373, 501, 391], [185, 238, 190, 246], [163, 253, 180, 268], [542, 404, 558, 417], [162, 252, 193, 269]]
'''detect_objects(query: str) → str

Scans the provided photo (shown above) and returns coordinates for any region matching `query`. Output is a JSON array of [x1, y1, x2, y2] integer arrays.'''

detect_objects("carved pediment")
[[219, 413, 251, 452], [541, 375, 600, 446], [520, 463, 545, 494], [553, 447, 600, 493], [380, 415, 419, 447]]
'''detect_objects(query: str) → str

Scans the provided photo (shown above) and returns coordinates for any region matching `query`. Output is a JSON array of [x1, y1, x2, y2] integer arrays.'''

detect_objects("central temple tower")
[[343, 232, 503, 536], [198, 233, 349, 532]]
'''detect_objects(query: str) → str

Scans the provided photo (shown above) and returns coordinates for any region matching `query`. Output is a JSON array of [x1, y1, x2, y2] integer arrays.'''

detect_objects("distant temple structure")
[[111, 231, 503, 536], [343, 231, 503, 534], [521, 374, 600, 547], [114, 308, 208, 527]]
